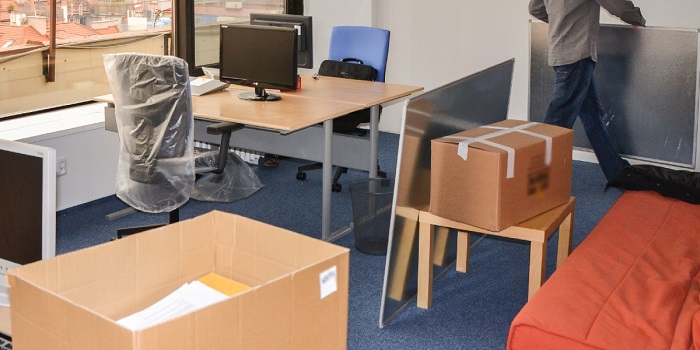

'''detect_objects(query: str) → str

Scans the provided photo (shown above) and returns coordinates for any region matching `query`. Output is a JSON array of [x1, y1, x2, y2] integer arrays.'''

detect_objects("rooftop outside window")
[[0, 0, 286, 119]]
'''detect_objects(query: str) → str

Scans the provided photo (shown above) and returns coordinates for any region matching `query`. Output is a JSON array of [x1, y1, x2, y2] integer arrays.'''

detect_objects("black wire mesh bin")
[[350, 178, 395, 255]]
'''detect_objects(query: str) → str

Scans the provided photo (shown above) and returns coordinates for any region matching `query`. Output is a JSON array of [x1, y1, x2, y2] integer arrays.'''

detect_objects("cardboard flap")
[[212, 211, 349, 287]]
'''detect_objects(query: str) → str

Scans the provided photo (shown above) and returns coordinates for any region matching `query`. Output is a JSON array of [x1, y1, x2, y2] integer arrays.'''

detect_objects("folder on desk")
[[190, 77, 229, 96]]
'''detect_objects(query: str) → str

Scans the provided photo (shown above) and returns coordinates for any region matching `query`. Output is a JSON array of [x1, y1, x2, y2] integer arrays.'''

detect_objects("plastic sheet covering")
[[191, 151, 264, 202], [103, 53, 195, 213]]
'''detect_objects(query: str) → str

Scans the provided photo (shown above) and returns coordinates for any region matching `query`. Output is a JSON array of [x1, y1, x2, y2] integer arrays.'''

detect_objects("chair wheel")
[[332, 183, 342, 192], [296, 171, 307, 181]]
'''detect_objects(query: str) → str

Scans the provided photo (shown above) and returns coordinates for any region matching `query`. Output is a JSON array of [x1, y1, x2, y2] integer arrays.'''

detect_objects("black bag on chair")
[[318, 58, 378, 81], [317, 58, 381, 133]]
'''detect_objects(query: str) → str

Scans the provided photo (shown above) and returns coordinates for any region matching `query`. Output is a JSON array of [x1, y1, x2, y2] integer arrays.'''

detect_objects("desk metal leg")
[[322, 119, 333, 240], [325, 105, 381, 241], [323, 119, 353, 242], [369, 105, 380, 178]]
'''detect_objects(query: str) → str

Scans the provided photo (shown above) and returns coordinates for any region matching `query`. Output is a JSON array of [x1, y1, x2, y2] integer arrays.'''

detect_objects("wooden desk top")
[[287, 74, 424, 107], [95, 75, 423, 133], [190, 88, 361, 132], [94, 91, 359, 133]]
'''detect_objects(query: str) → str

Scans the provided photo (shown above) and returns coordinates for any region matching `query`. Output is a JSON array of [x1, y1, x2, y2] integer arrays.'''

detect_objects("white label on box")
[[319, 266, 338, 299]]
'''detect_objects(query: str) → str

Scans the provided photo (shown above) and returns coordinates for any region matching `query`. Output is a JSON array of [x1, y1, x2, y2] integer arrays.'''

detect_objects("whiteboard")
[[530, 22, 699, 167]]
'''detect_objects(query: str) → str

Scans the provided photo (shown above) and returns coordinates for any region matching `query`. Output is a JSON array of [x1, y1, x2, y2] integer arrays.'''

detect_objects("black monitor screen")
[[219, 24, 298, 101], [250, 13, 313, 69], [0, 150, 43, 265]]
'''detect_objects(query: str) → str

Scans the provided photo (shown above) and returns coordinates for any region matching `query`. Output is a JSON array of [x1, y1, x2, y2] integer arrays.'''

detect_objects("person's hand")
[[621, 8, 646, 27]]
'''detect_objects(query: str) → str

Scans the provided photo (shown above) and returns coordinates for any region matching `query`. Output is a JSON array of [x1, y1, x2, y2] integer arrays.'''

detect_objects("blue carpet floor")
[[56, 131, 623, 349]]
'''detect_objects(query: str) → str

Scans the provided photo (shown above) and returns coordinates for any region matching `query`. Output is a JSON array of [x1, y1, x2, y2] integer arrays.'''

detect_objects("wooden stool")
[[417, 197, 575, 309]]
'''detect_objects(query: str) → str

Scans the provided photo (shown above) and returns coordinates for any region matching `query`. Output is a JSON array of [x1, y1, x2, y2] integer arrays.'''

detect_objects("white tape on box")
[[441, 122, 552, 179], [482, 123, 552, 165]]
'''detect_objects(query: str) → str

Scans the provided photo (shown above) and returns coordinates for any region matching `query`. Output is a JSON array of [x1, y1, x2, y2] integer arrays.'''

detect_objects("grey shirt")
[[529, 0, 646, 66]]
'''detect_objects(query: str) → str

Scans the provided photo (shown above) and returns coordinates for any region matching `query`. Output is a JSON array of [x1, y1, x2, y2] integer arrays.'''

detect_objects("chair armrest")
[[206, 122, 244, 135], [205, 122, 244, 174]]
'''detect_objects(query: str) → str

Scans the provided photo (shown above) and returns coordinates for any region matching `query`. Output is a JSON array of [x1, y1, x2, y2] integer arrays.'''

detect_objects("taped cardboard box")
[[7, 211, 349, 350], [430, 120, 573, 231]]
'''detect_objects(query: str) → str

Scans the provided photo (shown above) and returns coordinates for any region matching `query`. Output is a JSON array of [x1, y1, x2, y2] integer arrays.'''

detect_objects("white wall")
[[306, 0, 700, 170], [36, 129, 119, 211], [0, 103, 120, 211], [374, 1, 530, 131], [303, 0, 374, 47]]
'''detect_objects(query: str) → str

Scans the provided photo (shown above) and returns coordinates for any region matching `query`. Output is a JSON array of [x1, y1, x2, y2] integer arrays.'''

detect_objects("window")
[[175, 0, 301, 75], [0, 0, 300, 119], [0, 0, 172, 119]]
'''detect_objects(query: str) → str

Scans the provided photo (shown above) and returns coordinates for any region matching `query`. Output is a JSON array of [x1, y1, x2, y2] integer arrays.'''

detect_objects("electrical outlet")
[[57, 157, 67, 176]]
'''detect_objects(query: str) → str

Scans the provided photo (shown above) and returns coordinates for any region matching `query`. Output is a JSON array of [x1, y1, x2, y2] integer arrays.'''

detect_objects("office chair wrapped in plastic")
[[296, 26, 390, 191], [104, 54, 251, 238], [191, 150, 263, 202], [104, 53, 195, 214]]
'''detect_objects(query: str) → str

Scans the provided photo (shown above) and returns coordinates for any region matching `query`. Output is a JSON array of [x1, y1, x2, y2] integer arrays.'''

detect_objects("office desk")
[[96, 74, 422, 240], [286, 75, 423, 179]]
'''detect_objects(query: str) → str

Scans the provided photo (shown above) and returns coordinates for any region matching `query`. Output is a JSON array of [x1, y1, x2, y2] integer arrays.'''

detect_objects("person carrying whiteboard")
[[528, 0, 646, 186]]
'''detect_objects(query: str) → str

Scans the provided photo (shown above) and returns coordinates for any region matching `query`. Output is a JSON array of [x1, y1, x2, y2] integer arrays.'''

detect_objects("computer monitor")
[[250, 13, 313, 69], [219, 24, 298, 102], [0, 139, 56, 304]]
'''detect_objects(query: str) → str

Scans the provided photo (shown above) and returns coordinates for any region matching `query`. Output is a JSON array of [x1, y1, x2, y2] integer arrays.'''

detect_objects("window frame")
[[173, 0, 303, 76]]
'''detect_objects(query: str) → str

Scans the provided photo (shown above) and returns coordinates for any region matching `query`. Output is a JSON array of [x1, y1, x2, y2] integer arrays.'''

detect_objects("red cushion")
[[694, 308, 700, 350], [507, 191, 700, 350]]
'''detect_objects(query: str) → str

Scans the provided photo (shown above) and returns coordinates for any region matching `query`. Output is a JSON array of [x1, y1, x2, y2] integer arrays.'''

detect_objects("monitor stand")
[[238, 87, 281, 101]]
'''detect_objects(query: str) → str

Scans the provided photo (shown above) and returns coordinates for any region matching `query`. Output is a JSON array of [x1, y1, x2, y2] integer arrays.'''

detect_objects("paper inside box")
[[116, 272, 251, 330]]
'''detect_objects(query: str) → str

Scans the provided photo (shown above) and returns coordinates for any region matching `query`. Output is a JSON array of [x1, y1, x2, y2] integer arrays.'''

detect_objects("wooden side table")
[[417, 197, 575, 309]]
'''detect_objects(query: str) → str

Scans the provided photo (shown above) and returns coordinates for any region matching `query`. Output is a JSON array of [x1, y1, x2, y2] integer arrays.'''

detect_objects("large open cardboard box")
[[430, 120, 573, 231], [7, 211, 350, 349]]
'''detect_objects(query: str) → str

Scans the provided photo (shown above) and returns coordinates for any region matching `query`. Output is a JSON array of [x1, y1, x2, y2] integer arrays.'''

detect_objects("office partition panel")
[[380, 60, 514, 327], [530, 22, 699, 168]]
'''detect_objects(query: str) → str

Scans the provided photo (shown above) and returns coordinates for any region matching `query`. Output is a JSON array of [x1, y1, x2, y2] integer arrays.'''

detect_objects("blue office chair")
[[296, 26, 390, 191], [328, 26, 389, 83], [104, 53, 242, 238]]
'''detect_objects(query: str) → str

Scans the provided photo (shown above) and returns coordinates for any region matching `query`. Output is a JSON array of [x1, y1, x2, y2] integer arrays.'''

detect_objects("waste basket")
[[350, 178, 395, 255]]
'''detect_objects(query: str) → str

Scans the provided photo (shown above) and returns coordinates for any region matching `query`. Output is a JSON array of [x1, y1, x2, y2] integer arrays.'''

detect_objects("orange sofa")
[[507, 190, 700, 350]]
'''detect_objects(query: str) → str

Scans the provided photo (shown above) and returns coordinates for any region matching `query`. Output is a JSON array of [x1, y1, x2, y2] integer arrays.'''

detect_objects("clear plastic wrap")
[[191, 151, 264, 202], [103, 53, 195, 213]]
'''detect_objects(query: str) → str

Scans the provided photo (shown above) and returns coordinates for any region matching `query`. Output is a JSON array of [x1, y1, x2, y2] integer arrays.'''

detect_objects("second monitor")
[[219, 24, 298, 101], [250, 13, 313, 69]]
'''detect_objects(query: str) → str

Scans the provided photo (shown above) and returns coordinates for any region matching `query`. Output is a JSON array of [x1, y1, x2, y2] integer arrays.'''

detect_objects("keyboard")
[[0, 331, 11, 350]]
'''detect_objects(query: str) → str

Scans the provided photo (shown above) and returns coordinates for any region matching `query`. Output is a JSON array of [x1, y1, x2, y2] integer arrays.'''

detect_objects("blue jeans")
[[544, 58, 629, 183]]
